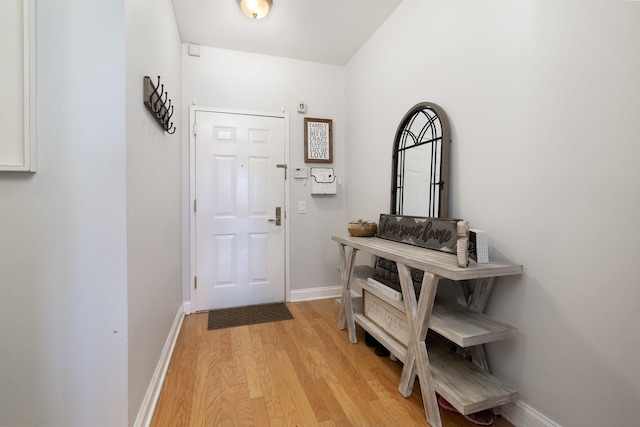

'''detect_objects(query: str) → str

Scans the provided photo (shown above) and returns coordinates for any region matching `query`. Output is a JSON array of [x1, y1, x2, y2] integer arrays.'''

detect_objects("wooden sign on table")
[[377, 214, 461, 254], [363, 290, 410, 347]]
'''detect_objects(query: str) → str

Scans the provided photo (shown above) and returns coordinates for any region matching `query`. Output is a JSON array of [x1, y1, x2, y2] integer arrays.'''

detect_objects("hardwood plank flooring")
[[151, 298, 515, 427]]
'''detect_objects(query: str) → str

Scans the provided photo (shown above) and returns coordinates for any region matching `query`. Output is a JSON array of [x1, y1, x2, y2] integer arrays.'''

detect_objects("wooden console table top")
[[332, 235, 522, 281]]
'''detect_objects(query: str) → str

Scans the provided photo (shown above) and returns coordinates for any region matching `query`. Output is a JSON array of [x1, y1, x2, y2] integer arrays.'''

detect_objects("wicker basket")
[[348, 220, 378, 237]]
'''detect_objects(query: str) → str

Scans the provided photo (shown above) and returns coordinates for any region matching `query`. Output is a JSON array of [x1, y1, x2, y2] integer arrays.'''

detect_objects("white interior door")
[[404, 144, 438, 216], [194, 110, 286, 311]]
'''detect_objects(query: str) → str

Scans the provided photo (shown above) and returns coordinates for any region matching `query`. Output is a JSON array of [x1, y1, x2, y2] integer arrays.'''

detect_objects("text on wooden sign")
[[377, 214, 461, 253]]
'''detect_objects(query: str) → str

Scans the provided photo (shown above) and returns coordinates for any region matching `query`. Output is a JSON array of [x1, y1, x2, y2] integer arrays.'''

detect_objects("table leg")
[[469, 277, 495, 312], [336, 242, 358, 343], [468, 277, 495, 370], [453, 280, 470, 306], [396, 263, 441, 427]]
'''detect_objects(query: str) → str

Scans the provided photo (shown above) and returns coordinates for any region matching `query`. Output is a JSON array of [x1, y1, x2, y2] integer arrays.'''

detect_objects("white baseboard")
[[501, 400, 562, 427], [133, 303, 185, 427], [289, 285, 343, 302]]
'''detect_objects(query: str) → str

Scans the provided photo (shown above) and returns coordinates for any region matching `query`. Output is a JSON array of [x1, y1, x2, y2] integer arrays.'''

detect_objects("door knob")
[[268, 207, 281, 226]]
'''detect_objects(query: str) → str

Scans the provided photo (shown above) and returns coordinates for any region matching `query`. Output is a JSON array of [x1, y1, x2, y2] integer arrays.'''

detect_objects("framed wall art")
[[304, 117, 332, 163]]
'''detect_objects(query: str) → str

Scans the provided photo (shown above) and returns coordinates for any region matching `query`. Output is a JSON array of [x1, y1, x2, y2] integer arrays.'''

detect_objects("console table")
[[332, 235, 523, 427]]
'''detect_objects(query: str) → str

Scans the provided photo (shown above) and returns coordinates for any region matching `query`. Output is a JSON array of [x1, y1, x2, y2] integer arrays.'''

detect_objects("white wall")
[[181, 46, 346, 302], [346, 1, 640, 426], [0, 1, 184, 425], [0, 1, 129, 426], [125, 0, 183, 425]]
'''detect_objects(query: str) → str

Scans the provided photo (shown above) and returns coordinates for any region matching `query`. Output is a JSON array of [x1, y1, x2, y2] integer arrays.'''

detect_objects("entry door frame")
[[188, 105, 290, 311]]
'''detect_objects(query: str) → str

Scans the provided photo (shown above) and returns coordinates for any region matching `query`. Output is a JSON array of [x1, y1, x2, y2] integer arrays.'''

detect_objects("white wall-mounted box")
[[310, 167, 337, 195], [294, 167, 308, 179]]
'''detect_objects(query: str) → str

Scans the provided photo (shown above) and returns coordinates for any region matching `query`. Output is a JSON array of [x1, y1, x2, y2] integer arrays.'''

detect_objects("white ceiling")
[[171, 0, 403, 65]]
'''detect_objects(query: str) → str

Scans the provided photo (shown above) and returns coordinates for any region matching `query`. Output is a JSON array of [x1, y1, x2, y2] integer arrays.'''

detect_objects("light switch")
[[298, 201, 307, 214]]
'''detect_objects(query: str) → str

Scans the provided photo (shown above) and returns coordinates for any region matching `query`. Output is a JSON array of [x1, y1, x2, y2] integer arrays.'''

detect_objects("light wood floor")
[[151, 298, 514, 427]]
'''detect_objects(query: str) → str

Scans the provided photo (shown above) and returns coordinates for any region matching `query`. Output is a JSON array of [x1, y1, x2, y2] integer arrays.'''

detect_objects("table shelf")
[[352, 266, 517, 347], [351, 297, 518, 415]]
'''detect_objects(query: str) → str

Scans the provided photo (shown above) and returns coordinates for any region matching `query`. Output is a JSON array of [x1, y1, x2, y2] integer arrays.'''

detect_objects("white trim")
[[133, 304, 185, 427], [188, 105, 291, 311], [25, 0, 36, 171], [290, 285, 343, 302], [283, 113, 291, 303], [189, 106, 197, 310], [501, 400, 562, 427], [1, 0, 36, 172]]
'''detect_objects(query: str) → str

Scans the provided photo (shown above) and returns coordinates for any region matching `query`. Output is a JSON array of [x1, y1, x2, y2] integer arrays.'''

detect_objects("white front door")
[[404, 144, 434, 216], [194, 110, 286, 311]]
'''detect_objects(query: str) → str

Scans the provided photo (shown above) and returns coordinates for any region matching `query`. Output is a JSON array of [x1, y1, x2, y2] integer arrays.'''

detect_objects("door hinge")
[[193, 122, 198, 136], [193, 199, 197, 212], [194, 276, 198, 289]]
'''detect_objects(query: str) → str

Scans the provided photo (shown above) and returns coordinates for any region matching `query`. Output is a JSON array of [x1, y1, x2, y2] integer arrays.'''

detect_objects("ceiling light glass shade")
[[238, 0, 272, 20]]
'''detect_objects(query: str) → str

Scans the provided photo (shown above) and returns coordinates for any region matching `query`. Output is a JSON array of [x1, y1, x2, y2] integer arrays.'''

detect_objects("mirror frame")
[[390, 102, 451, 218]]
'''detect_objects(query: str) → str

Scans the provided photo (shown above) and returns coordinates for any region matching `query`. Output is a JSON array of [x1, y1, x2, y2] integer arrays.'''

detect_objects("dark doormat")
[[207, 302, 293, 330]]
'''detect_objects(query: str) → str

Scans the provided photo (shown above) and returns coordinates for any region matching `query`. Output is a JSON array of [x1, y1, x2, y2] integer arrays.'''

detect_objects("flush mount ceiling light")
[[238, 0, 272, 20]]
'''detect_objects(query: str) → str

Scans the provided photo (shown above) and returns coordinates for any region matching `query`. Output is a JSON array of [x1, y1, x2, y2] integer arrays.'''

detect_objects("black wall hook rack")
[[143, 75, 177, 134]]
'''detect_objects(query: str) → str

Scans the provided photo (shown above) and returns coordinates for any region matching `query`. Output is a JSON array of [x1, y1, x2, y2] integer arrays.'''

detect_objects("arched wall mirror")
[[390, 102, 451, 218], [376, 102, 452, 283]]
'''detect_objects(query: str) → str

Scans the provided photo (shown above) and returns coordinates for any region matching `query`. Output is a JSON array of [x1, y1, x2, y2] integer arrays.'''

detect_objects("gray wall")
[[0, 1, 128, 425], [125, 0, 183, 425], [0, 0, 184, 425], [345, 1, 640, 426]]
